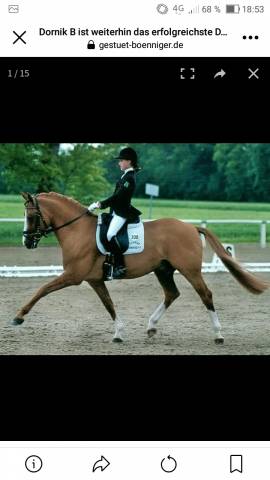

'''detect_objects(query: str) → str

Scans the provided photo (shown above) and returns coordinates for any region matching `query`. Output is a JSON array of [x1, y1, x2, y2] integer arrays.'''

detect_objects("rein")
[[23, 195, 90, 245], [44, 211, 90, 235]]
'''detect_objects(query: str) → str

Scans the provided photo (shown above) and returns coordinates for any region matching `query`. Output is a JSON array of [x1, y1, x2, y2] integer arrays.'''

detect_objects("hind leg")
[[184, 270, 224, 344], [147, 261, 180, 337]]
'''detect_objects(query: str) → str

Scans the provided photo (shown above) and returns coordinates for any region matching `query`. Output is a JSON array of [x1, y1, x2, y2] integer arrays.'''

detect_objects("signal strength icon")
[[188, 5, 200, 13]]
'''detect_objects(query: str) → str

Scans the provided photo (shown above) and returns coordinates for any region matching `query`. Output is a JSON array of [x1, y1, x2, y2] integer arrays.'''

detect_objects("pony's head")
[[21, 192, 47, 249]]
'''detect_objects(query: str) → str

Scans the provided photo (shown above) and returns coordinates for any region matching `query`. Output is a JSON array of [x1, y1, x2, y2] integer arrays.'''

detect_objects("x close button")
[[248, 68, 259, 79], [13, 30, 26, 44]]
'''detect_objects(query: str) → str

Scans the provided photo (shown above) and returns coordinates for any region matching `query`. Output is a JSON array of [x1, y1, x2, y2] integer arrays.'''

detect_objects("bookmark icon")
[[230, 455, 243, 473]]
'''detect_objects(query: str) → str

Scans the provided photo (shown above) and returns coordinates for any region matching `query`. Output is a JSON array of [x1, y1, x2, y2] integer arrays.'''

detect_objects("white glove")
[[88, 202, 100, 212]]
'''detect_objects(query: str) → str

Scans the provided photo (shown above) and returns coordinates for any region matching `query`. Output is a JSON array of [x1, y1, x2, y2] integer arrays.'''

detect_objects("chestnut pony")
[[14, 192, 268, 343]]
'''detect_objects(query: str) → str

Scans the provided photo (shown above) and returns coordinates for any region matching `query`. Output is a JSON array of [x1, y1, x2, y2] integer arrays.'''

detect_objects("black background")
[[0, 57, 269, 440]]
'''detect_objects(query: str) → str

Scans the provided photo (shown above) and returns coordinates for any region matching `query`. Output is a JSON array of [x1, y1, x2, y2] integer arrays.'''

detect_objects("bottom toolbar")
[[0, 442, 270, 479]]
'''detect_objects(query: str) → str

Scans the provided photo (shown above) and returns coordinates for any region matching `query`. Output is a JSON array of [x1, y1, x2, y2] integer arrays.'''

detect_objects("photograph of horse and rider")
[[0, 143, 270, 355]]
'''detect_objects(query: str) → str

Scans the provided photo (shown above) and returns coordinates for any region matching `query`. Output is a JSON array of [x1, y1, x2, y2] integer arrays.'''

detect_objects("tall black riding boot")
[[108, 236, 126, 279]]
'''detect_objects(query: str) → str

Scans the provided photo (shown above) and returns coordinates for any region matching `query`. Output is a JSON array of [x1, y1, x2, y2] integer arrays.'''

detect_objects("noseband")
[[23, 195, 89, 247]]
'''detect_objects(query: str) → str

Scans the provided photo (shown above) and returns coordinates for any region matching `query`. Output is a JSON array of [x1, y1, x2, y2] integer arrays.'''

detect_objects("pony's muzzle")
[[23, 234, 39, 249]]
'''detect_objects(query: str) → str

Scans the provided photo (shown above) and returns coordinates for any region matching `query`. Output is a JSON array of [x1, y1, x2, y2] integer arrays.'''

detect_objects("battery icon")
[[226, 4, 240, 13]]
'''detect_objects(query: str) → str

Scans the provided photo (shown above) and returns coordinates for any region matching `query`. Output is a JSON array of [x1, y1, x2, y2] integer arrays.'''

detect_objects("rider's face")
[[119, 159, 131, 170]]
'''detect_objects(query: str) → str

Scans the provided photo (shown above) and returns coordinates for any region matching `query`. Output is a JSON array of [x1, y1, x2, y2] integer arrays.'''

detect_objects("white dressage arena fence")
[[1, 263, 270, 278], [0, 265, 64, 277], [1, 260, 270, 278]]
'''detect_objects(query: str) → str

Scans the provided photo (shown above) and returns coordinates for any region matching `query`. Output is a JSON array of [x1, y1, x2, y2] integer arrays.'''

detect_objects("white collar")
[[121, 167, 134, 178]]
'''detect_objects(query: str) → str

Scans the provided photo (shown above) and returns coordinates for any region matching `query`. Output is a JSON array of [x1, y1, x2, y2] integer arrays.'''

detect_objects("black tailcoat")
[[100, 170, 142, 221]]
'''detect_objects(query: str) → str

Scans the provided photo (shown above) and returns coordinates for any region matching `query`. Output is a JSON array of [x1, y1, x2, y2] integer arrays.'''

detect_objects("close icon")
[[92, 455, 110, 472], [248, 68, 259, 79], [25, 455, 43, 473], [161, 455, 177, 473], [13, 30, 26, 44]]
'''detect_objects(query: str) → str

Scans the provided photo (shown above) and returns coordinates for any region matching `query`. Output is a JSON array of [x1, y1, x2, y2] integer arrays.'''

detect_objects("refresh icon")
[[161, 455, 177, 473]]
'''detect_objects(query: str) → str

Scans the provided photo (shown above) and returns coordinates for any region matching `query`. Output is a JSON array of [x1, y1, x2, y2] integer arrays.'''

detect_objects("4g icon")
[[173, 5, 184, 14]]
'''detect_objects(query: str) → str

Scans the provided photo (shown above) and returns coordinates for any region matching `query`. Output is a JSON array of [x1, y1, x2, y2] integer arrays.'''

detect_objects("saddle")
[[96, 213, 144, 254], [96, 213, 145, 280]]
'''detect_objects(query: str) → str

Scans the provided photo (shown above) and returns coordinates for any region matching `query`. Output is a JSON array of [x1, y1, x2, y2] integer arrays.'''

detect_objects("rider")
[[88, 147, 142, 279]]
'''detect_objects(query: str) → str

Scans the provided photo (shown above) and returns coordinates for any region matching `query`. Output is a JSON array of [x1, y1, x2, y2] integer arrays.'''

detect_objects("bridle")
[[23, 195, 89, 248]]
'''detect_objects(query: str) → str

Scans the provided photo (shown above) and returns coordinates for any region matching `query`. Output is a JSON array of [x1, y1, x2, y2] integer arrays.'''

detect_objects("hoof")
[[215, 337, 224, 345], [147, 328, 157, 338], [11, 317, 24, 325], [113, 337, 123, 343]]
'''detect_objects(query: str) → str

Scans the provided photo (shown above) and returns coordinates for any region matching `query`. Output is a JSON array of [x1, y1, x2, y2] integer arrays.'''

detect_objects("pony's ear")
[[21, 192, 33, 203]]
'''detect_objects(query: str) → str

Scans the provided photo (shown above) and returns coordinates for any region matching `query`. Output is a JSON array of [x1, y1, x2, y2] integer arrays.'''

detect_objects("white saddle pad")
[[96, 214, 144, 255]]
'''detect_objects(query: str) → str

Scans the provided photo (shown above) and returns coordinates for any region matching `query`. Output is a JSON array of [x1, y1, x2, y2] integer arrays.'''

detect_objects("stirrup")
[[112, 266, 127, 279], [103, 254, 113, 281]]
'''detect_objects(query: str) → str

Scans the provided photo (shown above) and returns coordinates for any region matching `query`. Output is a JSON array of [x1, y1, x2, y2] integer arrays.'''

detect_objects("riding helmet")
[[115, 147, 141, 171]]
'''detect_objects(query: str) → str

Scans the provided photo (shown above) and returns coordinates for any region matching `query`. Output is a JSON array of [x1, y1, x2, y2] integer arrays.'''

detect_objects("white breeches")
[[107, 213, 126, 241]]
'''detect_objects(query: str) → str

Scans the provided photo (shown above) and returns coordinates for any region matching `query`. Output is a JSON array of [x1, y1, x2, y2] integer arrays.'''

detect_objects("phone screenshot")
[[0, 0, 270, 475]]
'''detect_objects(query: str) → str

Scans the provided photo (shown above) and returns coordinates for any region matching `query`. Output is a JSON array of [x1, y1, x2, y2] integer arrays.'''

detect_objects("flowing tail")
[[197, 227, 270, 294]]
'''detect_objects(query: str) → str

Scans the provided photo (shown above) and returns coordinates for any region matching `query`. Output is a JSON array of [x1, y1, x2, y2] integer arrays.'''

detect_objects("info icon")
[[25, 455, 43, 473]]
